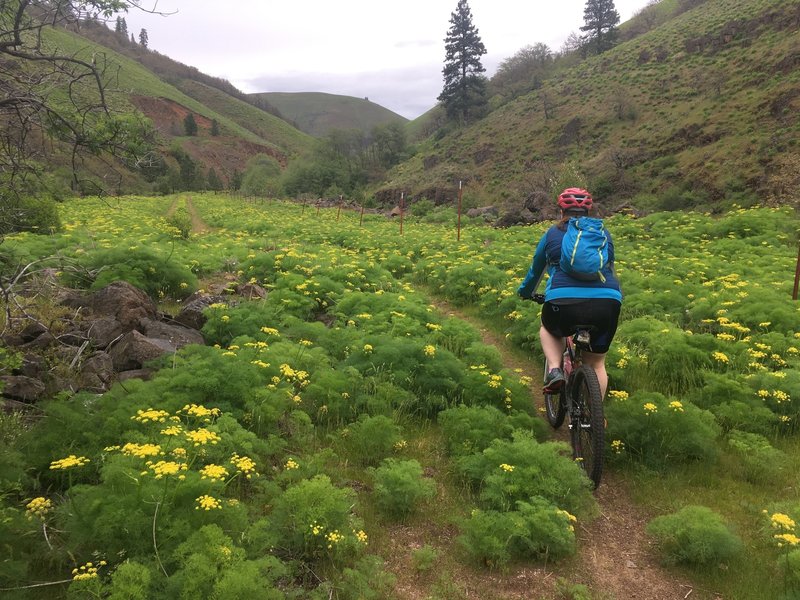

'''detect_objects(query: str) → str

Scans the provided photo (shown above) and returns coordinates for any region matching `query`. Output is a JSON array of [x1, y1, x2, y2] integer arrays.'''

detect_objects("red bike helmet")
[[558, 187, 593, 211]]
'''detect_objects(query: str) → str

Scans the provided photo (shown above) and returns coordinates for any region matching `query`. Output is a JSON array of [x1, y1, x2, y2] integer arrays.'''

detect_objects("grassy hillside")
[[175, 80, 313, 159], [253, 91, 408, 137], [39, 26, 315, 188], [381, 0, 800, 212]]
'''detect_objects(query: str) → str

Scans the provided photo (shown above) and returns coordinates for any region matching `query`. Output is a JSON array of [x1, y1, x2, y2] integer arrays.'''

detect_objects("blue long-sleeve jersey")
[[517, 224, 623, 302]]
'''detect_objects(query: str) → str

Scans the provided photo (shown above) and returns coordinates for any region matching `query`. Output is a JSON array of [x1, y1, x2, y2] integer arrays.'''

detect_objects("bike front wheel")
[[569, 365, 605, 489]]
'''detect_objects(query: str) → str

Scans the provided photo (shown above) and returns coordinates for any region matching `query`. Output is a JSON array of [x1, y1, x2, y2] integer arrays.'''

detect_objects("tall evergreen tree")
[[138, 28, 148, 48], [207, 167, 223, 192], [115, 16, 128, 36], [183, 113, 198, 136], [438, 0, 488, 124], [580, 0, 620, 55]]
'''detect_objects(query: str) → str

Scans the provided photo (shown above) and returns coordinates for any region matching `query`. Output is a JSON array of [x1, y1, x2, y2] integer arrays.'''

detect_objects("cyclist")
[[517, 188, 622, 398]]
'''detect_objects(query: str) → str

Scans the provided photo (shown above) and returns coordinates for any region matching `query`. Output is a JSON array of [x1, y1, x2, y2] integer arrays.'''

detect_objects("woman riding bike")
[[517, 188, 622, 399]]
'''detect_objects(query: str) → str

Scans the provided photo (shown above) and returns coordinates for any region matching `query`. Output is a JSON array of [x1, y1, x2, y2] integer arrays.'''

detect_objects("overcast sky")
[[122, 0, 654, 120]]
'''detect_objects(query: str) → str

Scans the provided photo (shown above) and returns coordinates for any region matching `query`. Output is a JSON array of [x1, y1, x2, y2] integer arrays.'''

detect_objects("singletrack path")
[[405, 298, 698, 600], [165, 196, 210, 234]]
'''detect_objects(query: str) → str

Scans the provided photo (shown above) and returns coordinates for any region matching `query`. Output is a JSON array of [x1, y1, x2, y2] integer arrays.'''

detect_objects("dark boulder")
[[90, 281, 157, 328], [173, 294, 227, 330], [141, 318, 205, 348], [1, 376, 46, 403], [108, 330, 176, 371]]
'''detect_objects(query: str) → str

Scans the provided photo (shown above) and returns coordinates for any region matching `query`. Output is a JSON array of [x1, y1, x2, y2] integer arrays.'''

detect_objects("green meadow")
[[1, 195, 799, 599]]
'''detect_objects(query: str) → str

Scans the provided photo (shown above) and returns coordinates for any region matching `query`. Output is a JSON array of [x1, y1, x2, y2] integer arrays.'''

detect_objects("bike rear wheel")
[[543, 358, 566, 428], [569, 365, 605, 489]]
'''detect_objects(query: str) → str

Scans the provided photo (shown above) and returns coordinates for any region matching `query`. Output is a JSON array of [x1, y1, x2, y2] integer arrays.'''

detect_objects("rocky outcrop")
[[2, 279, 270, 405]]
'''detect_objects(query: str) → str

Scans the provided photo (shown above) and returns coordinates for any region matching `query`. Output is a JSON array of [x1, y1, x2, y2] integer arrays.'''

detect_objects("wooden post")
[[400, 192, 405, 235], [316, 201, 320, 216], [359, 204, 364, 226], [337, 195, 342, 221], [301, 198, 306, 216], [793, 240, 800, 301], [457, 180, 463, 241]]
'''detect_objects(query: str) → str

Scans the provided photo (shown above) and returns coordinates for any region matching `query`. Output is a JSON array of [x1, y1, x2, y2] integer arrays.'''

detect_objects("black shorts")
[[541, 299, 621, 354]]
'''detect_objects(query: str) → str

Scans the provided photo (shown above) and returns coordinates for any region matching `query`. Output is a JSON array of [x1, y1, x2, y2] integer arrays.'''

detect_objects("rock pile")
[[1, 280, 264, 405]]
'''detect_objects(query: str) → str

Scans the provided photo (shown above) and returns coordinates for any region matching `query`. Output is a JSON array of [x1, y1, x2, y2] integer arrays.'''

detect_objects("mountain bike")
[[530, 294, 605, 489]]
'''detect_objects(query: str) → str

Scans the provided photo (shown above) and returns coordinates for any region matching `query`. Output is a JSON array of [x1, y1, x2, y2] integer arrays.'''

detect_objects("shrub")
[[459, 498, 577, 568], [411, 544, 439, 573], [0, 195, 61, 234], [371, 459, 435, 521], [439, 405, 545, 457], [646, 505, 742, 566], [342, 415, 402, 467], [710, 401, 778, 435], [459, 431, 596, 518], [333, 555, 397, 600], [726, 430, 787, 484], [72, 247, 197, 299], [166, 208, 192, 239], [270, 475, 362, 560], [165, 524, 286, 600], [605, 392, 720, 468]]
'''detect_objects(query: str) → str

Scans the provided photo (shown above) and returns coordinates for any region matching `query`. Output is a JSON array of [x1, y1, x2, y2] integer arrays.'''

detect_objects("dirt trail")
[[390, 299, 692, 600], [165, 196, 210, 234]]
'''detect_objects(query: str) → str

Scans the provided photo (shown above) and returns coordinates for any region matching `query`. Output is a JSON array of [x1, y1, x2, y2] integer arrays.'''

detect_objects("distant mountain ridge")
[[251, 92, 408, 137]]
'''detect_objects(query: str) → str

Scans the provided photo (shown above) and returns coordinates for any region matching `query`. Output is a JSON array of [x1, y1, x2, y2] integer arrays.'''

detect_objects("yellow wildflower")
[[185, 428, 221, 446], [50, 455, 90, 470], [200, 464, 229, 482], [25, 497, 52, 520], [195, 495, 222, 511]]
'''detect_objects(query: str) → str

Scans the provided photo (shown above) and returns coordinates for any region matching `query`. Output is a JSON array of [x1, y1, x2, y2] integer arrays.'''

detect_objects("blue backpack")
[[559, 217, 609, 282]]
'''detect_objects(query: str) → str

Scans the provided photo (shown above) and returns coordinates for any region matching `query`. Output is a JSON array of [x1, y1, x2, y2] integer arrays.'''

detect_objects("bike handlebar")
[[522, 293, 546, 304]]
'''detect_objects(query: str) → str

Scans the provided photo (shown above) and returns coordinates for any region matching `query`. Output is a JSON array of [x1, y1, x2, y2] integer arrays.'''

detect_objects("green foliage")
[[167, 208, 192, 239], [412, 544, 439, 572], [183, 113, 198, 136], [105, 561, 152, 600], [605, 392, 720, 468], [438, 0, 488, 124], [581, 0, 621, 54], [458, 431, 596, 518], [439, 405, 545, 457], [166, 525, 285, 600], [72, 246, 198, 299], [555, 578, 593, 600], [241, 154, 282, 198], [270, 475, 362, 560], [333, 555, 397, 600], [726, 430, 788, 484], [371, 458, 435, 521], [0, 195, 62, 235], [647, 505, 743, 566], [459, 497, 577, 568], [342, 415, 402, 467]]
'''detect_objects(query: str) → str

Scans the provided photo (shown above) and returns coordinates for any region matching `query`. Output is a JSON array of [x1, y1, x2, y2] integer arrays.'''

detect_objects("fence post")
[[360, 204, 364, 227], [457, 180, 463, 241], [793, 239, 800, 301], [400, 192, 404, 235], [337, 195, 342, 221]]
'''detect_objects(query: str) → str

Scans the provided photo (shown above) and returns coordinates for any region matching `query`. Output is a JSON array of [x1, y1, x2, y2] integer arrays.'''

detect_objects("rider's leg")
[[581, 351, 608, 398], [540, 325, 566, 371]]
